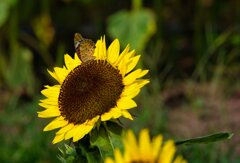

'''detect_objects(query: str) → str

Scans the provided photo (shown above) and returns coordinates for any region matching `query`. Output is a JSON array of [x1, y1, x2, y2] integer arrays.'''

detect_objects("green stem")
[[103, 122, 115, 152]]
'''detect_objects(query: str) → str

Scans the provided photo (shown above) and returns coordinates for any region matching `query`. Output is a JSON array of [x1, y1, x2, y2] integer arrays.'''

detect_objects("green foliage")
[[0, 0, 16, 27], [90, 122, 123, 162], [57, 122, 123, 163], [4, 46, 35, 93], [175, 132, 233, 146], [179, 144, 230, 163], [0, 96, 58, 163], [193, 27, 237, 79], [107, 0, 156, 52], [58, 144, 77, 163]]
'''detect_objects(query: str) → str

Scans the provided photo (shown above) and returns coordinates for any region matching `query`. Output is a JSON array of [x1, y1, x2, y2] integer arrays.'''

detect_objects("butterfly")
[[74, 33, 96, 63]]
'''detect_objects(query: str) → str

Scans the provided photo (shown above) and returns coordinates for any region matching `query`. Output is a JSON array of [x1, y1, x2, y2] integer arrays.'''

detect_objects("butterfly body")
[[74, 33, 95, 62]]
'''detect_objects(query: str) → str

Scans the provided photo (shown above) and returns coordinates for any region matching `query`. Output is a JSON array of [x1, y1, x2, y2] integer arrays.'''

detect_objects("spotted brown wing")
[[74, 33, 96, 63]]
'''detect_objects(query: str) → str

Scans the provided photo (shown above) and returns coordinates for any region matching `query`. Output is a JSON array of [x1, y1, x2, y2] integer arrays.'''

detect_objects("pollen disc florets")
[[58, 60, 124, 124]]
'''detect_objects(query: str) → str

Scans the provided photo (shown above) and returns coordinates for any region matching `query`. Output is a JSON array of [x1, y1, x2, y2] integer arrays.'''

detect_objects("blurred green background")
[[1, 0, 240, 162]]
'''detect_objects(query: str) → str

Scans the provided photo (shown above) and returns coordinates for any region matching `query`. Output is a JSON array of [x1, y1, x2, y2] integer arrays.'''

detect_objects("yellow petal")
[[118, 57, 127, 76], [122, 83, 138, 95], [47, 69, 61, 83], [126, 55, 140, 74], [64, 54, 77, 70], [65, 125, 79, 140], [121, 110, 133, 120], [139, 129, 151, 160], [71, 116, 98, 142], [104, 158, 115, 163], [107, 39, 120, 64], [44, 85, 59, 89], [93, 40, 101, 59], [123, 69, 141, 85], [40, 98, 58, 105], [102, 36, 107, 59], [173, 156, 186, 163], [94, 36, 106, 60], [38, 102, 58, 109], [86, 115, 100, 125], [112, 108, 122, 119], [152, 135, 163, 159], [74, 53, 82, 64], [115, 45, 131, 66], [137, 70, 149, 78], [72, 124, 94, 142], [41, 85, 60, 98], [44, 117, 68, 131], [101, 111, 114, 121], [54, 67, 69, 84], [123, 69, 149, 85], [101, 108, 121, 121], [127, 89, 140, 99], [122, 85, 141, 99], [56, 123, 74, 134], [158, 140, 176, 163], [114, 149, 124, 163], [117, 97, 137, 110], [134, 79, 150, 89], [52, 133, 65, 144], [38, 109, 60, 118], [124, 130, 138, 159]]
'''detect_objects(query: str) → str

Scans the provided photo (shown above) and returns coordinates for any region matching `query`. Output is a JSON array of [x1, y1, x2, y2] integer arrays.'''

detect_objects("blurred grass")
[[0, 0, 240, 162]]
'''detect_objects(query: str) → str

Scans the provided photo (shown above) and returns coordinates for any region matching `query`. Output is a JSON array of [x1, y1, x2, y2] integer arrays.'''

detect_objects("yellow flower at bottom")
[[105, 129, 187, 163], [38, 36, 149, 144]]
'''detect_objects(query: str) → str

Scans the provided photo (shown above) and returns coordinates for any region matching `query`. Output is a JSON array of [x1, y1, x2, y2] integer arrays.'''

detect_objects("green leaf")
[[90, 122, 123, 161], [90, 126, 113, 161], [105, 121, 124, 153], [175, 132, 233, 146], [58, 143, 99, 163], [0, 0, 17, 27], [107, 8, 156, 52], [57, 144, 78, 163]]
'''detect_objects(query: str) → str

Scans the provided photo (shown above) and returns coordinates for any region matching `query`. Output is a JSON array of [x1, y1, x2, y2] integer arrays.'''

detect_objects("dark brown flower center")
[[58, 60, 124, 124]]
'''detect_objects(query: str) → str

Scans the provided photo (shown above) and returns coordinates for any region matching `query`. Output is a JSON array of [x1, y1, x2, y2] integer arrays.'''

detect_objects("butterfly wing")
[[74, 33, 95, 63]]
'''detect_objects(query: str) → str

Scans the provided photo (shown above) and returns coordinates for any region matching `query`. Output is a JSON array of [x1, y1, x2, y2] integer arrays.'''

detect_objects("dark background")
[[0, 0, 240, 162]]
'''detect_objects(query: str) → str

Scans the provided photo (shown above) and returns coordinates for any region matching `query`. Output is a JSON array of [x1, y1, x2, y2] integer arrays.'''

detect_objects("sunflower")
[[105, 129, 187, 163], [38, 36, 149, 144]]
